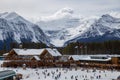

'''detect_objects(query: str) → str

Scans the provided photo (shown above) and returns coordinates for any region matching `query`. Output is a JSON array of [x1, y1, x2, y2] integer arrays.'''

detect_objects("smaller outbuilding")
[[0, 70, 16, 80]]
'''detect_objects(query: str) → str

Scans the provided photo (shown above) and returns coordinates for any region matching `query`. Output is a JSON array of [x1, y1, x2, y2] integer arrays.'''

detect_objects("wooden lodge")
[[3, 48, 62, 68], [2, 48, 120, 69], [72, 55, 120, 69]]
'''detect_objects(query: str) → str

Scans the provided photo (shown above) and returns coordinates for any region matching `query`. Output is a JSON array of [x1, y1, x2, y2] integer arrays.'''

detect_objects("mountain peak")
[[56, 7, 74, 15], [0, 12, 31, 24], [0, 12, 8, 17], [7, 12, 19, 17], [101, 14, 113, 18], [0, 12, 19, 19], [101, 14, 116, 20], [0, 12, 50, 49], [99, 14, 117, 23], [54, 7, 73, 16], [39, 7, 75, 22]]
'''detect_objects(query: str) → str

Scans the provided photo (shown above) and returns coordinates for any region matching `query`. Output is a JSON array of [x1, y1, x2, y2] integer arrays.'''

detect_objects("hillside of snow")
[[36, 8, 120, 47], [1, 8, 120, 47], [0, 12, 50, 50], [36, 8, 97, 46], [65, 14, 120, 45]]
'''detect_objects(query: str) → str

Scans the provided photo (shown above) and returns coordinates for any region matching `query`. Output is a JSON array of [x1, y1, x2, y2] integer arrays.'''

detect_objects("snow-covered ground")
[[0, 61, 120, 80]]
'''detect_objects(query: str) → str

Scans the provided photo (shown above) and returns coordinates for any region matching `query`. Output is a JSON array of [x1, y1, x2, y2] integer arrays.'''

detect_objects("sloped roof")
[[12, 48, 62, 56], [45, 48, 62, 56], [32, 56, 41, 60], [69, 55, 80, 61], [88, 54, 120, 57], [79, 55, 111, 61], [68, 55, 111, 61], [3, 53, 9, 56], [13, 48, 44, 55]]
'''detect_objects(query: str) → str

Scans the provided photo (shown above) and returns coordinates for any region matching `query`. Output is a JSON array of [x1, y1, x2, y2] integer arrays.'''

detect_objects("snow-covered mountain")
[[65, 14, 120, 45], [0, 12, 50, 50], [37, 8, 120, 47], [1, 9, 120, 48], [36, 8, 84, 46], [36, 8, 99, 46], [49, 17, 98, 46], [37, 8, 81, 31]]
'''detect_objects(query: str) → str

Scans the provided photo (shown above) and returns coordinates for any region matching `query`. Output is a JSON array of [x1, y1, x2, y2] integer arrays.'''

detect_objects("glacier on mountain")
[[36, 8, 120, 47], [37, 8, 81, 31]]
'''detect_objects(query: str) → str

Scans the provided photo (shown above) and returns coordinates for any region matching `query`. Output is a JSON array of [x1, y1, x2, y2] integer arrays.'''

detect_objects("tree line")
[[58, 40, 120, 55], [0, 40, 120, 56]]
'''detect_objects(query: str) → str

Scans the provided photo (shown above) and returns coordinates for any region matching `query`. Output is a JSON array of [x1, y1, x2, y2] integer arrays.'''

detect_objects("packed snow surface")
[[0, 67, 120, 80], [0, 61, 120, 80]]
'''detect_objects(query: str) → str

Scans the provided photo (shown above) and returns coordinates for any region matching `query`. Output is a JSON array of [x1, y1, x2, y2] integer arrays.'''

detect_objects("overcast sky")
[[0, 0, 120, 19]]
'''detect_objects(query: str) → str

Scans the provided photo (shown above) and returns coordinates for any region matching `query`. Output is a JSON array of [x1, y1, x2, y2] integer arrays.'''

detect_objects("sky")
[[0, 0, 120, 19]]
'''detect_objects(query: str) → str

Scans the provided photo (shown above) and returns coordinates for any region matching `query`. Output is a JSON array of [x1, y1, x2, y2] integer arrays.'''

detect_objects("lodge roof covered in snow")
[[9, 48, 62, 56], [32, 56, 41, 61], [45, 48, 62, 56], [13, 48, 44, 55], [69, 55, 112, 61]]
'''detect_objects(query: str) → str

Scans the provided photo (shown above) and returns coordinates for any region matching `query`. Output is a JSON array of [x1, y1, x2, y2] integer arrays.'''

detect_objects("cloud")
[[0, 0, 120, 18]]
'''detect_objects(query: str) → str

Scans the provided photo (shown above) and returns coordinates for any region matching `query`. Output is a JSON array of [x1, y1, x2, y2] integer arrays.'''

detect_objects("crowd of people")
[[22, 67, 118, 80]]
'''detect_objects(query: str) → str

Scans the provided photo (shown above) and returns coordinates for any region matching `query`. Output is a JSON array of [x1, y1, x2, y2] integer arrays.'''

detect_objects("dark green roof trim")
[[0, 70, 16, 79]]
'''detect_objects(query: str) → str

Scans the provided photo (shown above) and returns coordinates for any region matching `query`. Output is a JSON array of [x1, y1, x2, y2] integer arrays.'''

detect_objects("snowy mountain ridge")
[[0, 8, 120, 48], [0, 12, 50, 50], [64, 14, 120, 45], [37, 8, 82, 31], [36, 8, 120, 47]]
